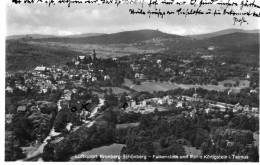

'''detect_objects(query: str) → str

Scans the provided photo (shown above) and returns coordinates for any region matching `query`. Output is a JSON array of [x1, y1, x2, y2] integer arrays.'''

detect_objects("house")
[[130, 100, 136, 107], [239, 80, 250, 87], [130, 64, 140, 71], [227, 89, 233, 95], [157, 98, 165, 105], [6, 73, 13, 78], [135, 73, 146, 80], [104, 75, 110, 80], [190, 110, 196, 118], [201, 55, 213, 60], [205, 108, 211, 114], [208, 46, 215, 51], [135, 73, 140, 79], [40, 88, 48, 94], [80, 110, 90, 121], [30, 106, 39, 112], [192, 93, 198, 98], [141, 100, 147, 106], [251, 107, 258, 113], [72, 88, 77, 94], [6, 114, 13, 124], [164, 68, 172, 72], [16, 85, 28, 92], [64, 94, 71, 101], [163, 96, 173, 105], [66, 123, 72, 131], [246, 73, 251, 79], [34, 66, 46, 72], [185, 69, 192, 73], [220, 80, 237, 87], [92, 76, 97, 82], [75, 61, 80, 65], [78, 56, 86, 61], [176, 101, 183, 108], [58, 80, 66, 85], [250, 89, 257, 94], [209, 103, 226, 112], [182, 60, 192, 64], [156, 59, 162, 64], [233, 103, 243, 112], [5, 86, 13, 93], [17, 105, 27, 113], [243, 105, 250, 112]]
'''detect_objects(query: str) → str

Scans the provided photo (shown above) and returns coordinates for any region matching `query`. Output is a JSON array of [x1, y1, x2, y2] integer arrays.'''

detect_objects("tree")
[[42, 143, 55, 161], [160, 137, 169, 148], [27, 111, 52, 142], [5, 132, 26, 161], [12, 114, 34, 145], [104, 93, 118, 107], [210, 79, 218, 85], [54, 109, 69, 132], [5, 144, 25, 161], [119, 93, 127, 104]]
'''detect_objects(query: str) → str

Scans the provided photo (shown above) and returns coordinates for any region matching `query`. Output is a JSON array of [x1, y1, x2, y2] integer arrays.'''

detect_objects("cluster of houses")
[[126, 53, 258, 93], [121, 91, 259, 118], [182, 94, 259, 117], [5, 52, 107, 125], [123, 95, 174, 114], [8, 53, 114, 93], [128, 54, 217, 82], [5, 51, 259, 125]]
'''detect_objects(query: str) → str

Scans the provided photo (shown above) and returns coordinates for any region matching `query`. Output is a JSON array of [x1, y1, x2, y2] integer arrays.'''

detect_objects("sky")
[[6, 0, 260, 36]]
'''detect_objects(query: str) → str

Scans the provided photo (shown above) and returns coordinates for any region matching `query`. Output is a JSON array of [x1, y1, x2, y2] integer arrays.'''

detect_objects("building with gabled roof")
[[17, 105, 27, 113], [34, 66, 46, 72]]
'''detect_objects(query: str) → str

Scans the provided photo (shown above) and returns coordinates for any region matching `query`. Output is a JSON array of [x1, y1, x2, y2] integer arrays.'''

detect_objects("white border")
[[1, 0, 259, 164]]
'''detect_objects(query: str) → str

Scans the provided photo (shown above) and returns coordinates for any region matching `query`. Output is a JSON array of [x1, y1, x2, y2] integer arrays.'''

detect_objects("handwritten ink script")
[[11, 0, 260, 25]]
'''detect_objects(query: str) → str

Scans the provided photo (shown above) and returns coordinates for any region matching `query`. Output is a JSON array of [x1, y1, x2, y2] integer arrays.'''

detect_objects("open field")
[[123, 79, 248, 93], [100, 87, 131, 94], [29, 41, 166, 58]]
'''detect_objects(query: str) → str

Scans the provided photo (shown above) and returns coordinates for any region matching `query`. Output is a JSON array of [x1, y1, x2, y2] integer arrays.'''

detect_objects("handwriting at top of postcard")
[[11, 0, 260, 25]]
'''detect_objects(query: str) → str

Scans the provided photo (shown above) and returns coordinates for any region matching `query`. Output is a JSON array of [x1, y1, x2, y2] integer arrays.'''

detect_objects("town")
[[5, 48, 259, 161]]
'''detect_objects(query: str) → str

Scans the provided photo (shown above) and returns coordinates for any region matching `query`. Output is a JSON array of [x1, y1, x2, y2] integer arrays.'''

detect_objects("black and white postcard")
[[3, 0, 260, 162]]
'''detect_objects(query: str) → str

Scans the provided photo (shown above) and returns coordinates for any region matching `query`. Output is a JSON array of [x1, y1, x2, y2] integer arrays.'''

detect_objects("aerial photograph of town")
[[4, 0, 259, 162]]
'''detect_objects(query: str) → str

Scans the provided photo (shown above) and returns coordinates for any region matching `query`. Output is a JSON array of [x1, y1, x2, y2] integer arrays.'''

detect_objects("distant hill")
[[65, 33, 105, 38], [6, 29, 259, 71], [205, 32, 259, 64], [205, 32, 259, 46], [6, 40, 85, 71], [7, 34, 57, 40], [188, 29, 260, 40], [36, 29, 182, 44], [7, 33, 105, 40], [164, 31, 259, 65]]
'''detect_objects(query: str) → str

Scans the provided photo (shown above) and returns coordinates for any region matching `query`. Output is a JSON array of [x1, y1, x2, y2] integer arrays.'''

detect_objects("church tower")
[[92, 49, 96, 60]]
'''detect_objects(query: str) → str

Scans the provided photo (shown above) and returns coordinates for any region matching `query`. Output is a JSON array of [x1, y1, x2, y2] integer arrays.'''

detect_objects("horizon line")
[[6, 27, 260, 38]]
